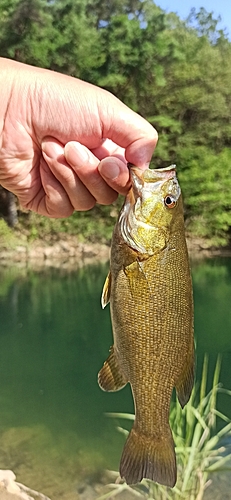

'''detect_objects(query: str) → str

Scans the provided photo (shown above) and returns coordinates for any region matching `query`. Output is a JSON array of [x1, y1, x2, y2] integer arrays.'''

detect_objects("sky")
[[156, 0, 231, 38]]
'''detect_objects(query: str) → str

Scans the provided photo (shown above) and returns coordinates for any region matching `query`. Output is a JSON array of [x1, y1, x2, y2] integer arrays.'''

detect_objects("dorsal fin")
[[175, 346, 195, 408]]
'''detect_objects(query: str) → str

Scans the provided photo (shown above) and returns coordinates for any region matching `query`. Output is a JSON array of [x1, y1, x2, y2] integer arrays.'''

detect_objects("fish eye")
[[164, 195, 177, 209]]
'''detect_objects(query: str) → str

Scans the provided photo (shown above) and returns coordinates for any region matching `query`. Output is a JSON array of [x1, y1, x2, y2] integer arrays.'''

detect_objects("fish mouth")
[[127, 163, 176, 174], [126, 164, 177, 202], [127, 163, 176, 187]]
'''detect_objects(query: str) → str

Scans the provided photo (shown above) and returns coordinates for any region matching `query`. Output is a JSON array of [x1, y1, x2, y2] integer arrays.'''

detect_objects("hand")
[[0, 58, 157, 217]]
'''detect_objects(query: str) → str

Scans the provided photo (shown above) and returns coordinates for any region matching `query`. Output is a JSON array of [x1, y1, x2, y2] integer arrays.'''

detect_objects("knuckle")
[[48, 206, 74, 218], [74, 199, 96, 211], [99, 191, 118, 205]]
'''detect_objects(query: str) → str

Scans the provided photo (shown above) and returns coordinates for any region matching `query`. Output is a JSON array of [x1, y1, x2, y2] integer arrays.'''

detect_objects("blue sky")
[[156, 0, 231, 38]]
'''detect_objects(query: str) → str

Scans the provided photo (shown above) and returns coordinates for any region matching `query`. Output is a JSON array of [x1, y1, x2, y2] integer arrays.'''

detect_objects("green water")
[[0, 258, 231, 498]]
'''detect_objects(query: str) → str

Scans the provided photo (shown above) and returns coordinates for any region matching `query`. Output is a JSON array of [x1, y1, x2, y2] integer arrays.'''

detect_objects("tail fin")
[[119, 425, 176, 487]]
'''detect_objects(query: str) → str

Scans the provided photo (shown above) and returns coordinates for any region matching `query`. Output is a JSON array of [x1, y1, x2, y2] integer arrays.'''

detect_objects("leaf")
[[206, 454, 231, 472]]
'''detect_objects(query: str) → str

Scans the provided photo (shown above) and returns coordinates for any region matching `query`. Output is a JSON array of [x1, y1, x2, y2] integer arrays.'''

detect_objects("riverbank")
[[1, 467, 230, 500], [0, 469, 140, 500], [0, 234, 110, 269], [0, 233, 231, 269]]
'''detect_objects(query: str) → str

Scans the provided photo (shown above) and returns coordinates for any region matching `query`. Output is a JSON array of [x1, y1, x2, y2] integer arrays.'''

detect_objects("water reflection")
[[193, 258, 231, 424], [0, 258, 231, 498], [0, 264, 131, 498]]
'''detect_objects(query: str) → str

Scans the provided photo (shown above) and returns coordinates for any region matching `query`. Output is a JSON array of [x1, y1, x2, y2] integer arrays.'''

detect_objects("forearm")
[[0, 58, 16, 150]]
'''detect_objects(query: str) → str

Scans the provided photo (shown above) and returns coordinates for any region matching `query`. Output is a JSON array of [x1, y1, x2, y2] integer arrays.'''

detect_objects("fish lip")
[[143, 165, 177, 182], [127, 163, 176, 175], [153, 164, 176, 172]]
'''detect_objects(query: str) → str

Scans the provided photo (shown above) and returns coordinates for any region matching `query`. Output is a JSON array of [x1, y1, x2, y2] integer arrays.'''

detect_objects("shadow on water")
[[0, 257, 231, 498]]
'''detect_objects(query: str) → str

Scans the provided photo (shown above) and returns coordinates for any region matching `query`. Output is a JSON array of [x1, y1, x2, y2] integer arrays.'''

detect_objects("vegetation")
[[0, 1, 231, 246], [12, 202, 120, 245], [0, 219, 18, 248], [99, 355, 231, 499]]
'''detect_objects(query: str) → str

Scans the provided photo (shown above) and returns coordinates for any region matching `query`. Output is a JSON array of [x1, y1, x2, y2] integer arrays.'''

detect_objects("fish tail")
[[119, 423, 176, 487]]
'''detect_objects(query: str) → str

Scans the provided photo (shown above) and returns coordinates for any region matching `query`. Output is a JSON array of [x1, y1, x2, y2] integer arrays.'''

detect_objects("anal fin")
[[98, 346, 127, 392]]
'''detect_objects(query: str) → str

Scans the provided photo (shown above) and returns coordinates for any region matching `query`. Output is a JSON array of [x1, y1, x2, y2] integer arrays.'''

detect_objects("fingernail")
[[98, 159, 120, 180], [64, 142, 89, 164]]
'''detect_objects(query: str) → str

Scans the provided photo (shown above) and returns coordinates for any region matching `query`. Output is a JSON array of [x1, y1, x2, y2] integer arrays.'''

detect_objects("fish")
[[98, 164, 195, 488]]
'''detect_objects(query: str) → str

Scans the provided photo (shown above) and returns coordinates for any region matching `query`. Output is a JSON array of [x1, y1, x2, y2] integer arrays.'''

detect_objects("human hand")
[[0, 58, 157, 217]]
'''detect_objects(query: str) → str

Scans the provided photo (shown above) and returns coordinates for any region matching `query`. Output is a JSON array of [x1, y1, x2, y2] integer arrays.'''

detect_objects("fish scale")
[[98, 165, 195, 487]]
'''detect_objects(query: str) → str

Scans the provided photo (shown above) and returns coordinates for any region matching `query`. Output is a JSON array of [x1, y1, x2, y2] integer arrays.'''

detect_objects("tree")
[[0, 0, 231, 245], [0, 0, 56, 66], [48, 0, 103, 79], [178, 148, 231, 246], [186, 7, 229, 45]]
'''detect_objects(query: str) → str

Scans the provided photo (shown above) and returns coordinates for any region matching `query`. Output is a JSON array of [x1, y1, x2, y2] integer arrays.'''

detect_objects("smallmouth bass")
[[98, 165, 195, 487]]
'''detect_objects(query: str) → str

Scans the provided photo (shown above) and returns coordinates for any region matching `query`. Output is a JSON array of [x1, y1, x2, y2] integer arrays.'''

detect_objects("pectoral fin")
[[98, 346, 128, 392], [101, 271, 111, 309], [124, 260, 148, 296], [175, 348, 195, 408]]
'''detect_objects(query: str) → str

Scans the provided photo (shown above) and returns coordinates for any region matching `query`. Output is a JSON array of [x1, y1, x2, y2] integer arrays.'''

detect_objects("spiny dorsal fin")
[[101, 271, 111, 309], [98, 346, 128, 392], [175, 346, 195, 408]]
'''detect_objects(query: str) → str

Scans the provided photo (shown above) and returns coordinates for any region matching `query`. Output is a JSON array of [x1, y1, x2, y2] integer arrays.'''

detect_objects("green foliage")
[[99, 355, 231, 500], [17, 202, 120, 243], [0, 0, 56, 66], [178, 148, 231, 246], [0, 219, 17, 248], [0, 0, 231, 246], [48, 0, 104, 79], [187, 7, 229, 44]]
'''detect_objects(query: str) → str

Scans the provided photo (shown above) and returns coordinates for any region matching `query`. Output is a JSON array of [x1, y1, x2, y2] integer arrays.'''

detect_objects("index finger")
[[98, 94, 158, 167], [91, 139, 126, 163]]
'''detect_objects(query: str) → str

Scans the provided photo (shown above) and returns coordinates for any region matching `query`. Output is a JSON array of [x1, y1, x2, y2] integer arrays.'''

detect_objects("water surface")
[[0, 257, 231, 498]]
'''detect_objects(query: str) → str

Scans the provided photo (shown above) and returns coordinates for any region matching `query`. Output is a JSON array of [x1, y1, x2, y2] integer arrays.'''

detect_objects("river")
[[0, 257, 231, 499]]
